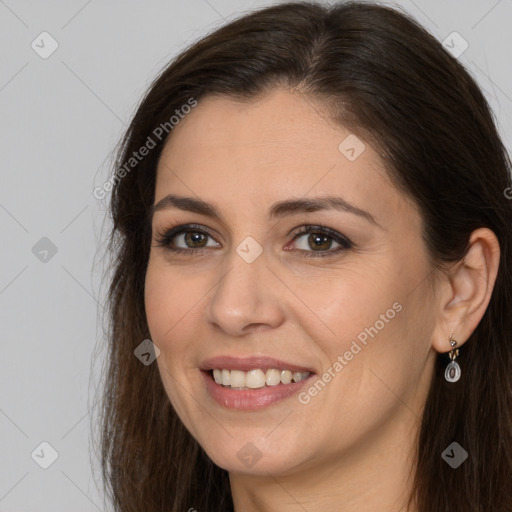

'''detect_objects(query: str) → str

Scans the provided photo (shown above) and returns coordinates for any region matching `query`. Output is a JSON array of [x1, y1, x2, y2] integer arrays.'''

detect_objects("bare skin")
[[144, 89, 500, 512]]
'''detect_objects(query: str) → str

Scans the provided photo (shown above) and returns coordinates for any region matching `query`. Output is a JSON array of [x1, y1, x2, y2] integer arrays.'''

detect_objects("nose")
[[206, 245, 285, 336]]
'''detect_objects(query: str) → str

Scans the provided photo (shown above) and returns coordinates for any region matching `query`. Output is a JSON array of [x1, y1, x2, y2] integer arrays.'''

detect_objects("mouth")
[[199, 355, 316, 410]]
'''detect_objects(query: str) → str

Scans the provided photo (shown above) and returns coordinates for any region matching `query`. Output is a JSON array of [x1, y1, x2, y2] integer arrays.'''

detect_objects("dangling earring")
[[444, 333, 461, 382]]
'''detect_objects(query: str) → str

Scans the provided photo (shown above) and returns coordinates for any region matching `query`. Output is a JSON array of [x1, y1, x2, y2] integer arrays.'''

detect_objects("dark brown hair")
[[96, 2, 512, 510]]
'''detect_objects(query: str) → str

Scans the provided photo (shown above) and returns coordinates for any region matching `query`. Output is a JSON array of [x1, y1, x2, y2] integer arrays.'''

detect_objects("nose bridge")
[[207, 238, 284, 334]]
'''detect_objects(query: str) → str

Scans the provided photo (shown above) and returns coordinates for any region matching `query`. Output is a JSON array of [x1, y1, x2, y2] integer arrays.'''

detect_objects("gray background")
[[0, 0, 510, 510]]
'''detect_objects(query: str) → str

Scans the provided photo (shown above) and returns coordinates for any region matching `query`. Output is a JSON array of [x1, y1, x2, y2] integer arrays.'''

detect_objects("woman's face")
[[145, 89, 439, 477]]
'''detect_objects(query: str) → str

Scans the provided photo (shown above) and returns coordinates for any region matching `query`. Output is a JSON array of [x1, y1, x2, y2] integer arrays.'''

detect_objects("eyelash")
[[153, 223, 353, 258]]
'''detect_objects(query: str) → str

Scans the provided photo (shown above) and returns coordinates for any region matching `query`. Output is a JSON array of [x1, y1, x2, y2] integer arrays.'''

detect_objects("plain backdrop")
[[0, 0, 510, 510]]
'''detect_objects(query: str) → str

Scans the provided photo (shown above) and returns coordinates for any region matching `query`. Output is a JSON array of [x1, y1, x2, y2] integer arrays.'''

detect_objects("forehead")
[[154, 90, 416, 224]]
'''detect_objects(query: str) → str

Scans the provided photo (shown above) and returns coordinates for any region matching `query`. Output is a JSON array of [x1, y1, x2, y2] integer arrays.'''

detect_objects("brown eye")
[[183, 231, 208, 248], [154, 224, 221, 253], [289, 225, 353, 258], [307, 233, 334, 251]]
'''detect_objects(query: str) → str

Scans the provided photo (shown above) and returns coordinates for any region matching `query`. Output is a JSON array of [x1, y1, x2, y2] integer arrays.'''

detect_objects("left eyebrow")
[[149, 194, 382, 229], [268, 197, 382, 228]]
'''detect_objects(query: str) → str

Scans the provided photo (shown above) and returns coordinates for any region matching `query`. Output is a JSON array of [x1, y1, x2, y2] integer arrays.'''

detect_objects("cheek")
[[287, 262, 399, 354], [144, 259, 201, 344], [296, 260, 430, 404], [144, 269, 171, 341], [144, 261, 204, 432]]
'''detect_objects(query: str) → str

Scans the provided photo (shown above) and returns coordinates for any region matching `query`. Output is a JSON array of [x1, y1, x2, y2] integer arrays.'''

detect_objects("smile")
[[200, 355, 316, 409]]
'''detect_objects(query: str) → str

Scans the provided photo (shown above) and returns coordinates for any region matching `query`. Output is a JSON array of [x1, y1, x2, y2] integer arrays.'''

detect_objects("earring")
[[444, 334, 461, 382]]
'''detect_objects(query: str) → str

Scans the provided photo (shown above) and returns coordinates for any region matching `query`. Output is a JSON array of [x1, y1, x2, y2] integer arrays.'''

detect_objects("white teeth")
[[221, 369, 231, 386], [246, 369, 266, 389], [265, 368, 281, 386], [280, 370, 292, 384], [230, 370, 246, 388], [211, 368, 311, 388]]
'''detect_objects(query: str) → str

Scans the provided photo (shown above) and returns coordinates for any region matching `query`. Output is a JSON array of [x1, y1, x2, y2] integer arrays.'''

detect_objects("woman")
[[98, 1, 512, 511]]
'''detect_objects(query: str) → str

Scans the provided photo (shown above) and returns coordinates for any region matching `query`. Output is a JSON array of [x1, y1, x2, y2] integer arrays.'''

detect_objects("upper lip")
[[200, 355, 315, 373]]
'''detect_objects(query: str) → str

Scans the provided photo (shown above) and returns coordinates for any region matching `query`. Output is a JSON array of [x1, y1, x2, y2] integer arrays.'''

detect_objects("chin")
[[198, 433, 309, 477], [210, 451, 298, 476]]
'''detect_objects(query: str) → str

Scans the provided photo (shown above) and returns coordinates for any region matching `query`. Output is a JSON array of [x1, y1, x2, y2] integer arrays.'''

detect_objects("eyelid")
[[154, 223, 353, 256], [155, 223, 218, 241], [289, 224, 351, 243], [153, 223, 220, 249]]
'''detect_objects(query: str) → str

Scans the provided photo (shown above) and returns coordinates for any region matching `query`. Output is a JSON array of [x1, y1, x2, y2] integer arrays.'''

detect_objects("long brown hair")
[[95, 2, 512, 510]]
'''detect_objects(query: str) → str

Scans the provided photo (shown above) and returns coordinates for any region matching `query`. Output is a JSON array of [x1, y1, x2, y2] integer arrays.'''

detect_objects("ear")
[[431, 227, 500, 354]]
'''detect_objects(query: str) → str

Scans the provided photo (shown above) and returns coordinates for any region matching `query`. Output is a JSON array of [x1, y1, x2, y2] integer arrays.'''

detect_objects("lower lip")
[[201, 370, 313, 410]]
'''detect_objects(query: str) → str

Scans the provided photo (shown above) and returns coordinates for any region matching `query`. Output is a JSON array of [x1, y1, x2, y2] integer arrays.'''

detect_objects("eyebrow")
[[149, 194, 382, 228]]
